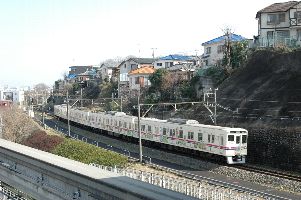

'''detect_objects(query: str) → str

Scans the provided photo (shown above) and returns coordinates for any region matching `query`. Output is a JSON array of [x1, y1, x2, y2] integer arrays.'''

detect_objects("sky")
[[0, 0, 278, 87]]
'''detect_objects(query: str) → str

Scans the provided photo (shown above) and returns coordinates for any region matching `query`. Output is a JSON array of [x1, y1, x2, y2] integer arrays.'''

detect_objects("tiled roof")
[[159, 54, 192, 61], [128, 66, 155, 75], [256, 1, 299, 18], [202, 34, 247, 46]]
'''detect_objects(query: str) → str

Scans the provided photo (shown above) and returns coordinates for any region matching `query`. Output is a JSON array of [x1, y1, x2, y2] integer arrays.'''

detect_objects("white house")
[[117, 57, 156, 98], [153, 54, 194, 70], [128, 65, 155, 92], [99, 63, 115, 81], [256, 1, 301, 47], [0, 88, 24, 106], [201, 34, 247, 67]]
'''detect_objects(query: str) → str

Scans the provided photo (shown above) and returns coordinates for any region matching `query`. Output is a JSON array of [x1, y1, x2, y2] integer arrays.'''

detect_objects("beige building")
[[256, 1, 301, 47]]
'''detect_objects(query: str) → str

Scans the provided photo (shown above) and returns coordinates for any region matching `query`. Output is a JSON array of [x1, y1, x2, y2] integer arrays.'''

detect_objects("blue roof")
[[68, 74, 77, 79], [159, 54, 192, 61], [202, 34, 247, 46]]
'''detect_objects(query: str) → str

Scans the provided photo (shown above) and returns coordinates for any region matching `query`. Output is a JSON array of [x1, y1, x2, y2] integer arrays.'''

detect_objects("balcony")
[[255, 36, 300, 48]]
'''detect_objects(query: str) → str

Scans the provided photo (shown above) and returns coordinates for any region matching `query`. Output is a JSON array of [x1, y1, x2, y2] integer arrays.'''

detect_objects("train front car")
[[224, 128, 248, 164]]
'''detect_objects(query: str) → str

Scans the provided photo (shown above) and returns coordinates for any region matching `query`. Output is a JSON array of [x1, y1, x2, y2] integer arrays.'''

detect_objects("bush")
[[22, 130, 64, 152], [52, 139, 128, 167]]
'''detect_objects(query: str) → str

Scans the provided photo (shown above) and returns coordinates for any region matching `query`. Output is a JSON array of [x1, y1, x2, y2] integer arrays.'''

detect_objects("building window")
[[267, 31, 274, 40], [297, 29, 301, 40], [135, 77, 139, 84], [131, 64, 137, 69], [157, 63, 162, 66], [165, 62, 173, 68], [267, 13, 285, 25], [124, 64, 126, 69], [217, 45, 224, 53], [206, 47, 211, 54]]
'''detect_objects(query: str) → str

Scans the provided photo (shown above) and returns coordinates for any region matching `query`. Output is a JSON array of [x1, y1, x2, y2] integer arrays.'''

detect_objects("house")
[[201, 34, 247, 67], [128, 65, 155, 96], [153, 54, 194, 70], [0, 89, 24, 106], [67, 65, 99, 82], [99, 62, 116, 82], [77, 69, 97, 82], [256, 1, 301, 47], [117, 57, 156, 98]]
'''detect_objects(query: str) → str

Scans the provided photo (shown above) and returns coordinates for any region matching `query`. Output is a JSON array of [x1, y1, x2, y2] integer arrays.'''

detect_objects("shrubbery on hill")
[[51, 139, 128, 167], [21, 130, 64, 152]]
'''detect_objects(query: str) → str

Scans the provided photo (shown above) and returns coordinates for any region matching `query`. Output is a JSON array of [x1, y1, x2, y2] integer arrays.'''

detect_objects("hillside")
[[204, 49, 301, 127]]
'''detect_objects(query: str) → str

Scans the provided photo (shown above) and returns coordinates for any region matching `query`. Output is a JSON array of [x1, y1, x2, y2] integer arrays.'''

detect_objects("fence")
[[90, 164, 270, 200]]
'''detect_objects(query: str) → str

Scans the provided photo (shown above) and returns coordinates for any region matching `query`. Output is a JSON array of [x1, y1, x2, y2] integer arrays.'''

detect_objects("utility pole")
[[137, 95, 143, 163], [214, 88, 218, 125], [80, 87, 83, 107], [66, 90, 71, 137]]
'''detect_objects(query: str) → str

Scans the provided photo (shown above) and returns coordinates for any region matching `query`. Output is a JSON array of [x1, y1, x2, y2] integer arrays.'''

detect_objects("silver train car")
[[54, 105, 248, 164]]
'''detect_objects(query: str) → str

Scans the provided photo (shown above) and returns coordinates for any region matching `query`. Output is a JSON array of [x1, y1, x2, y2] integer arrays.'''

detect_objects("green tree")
[[148, 68, 168, 93]]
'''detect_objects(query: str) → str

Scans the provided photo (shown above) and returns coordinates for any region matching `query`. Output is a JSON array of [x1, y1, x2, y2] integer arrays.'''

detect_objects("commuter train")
[[54, 104, 248, 164]]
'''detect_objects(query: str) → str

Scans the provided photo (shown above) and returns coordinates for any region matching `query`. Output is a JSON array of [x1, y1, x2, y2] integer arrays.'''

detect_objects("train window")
[[236, 136, 240, 144], [208, 134, 211, 143], [135, 123, 138, 130], [163, 128, 167, 135], [119, 121, 122, 127], [114, 120, 117, 126], [124, 122, 127, 128], [212, 135, 215, 143], [129, 123, 132, 129], [155, 127, 159, 133], [228, 135, 234, 141], [148, 125, 152, 132], [178, 130, 183, 138], [188, 132, 194, 140], [198, 132, 203, 141], [141, 125, 145, 132], [111, 119, 113, 125], [170, 129, 175, 137], [242, 135, 247, 143]]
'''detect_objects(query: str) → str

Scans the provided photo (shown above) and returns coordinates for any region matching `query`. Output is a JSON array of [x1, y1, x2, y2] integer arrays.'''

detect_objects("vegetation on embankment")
[[21, 130, 128, 167], [0, 107, 128, 167], [52, 138, 128, 167]]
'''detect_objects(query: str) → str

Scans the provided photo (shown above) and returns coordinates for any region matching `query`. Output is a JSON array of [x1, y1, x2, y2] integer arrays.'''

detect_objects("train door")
[[236, 135, 243, 157], [219, 134, 224, 155]]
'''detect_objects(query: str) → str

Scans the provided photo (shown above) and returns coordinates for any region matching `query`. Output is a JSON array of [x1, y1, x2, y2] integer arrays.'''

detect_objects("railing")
[[90, 163, 270, 200], [255, 36, 300, 48]]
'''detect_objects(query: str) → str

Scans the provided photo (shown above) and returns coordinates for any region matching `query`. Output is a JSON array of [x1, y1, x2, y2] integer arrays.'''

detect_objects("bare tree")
[[0, 106, 40, 143], [222, 27, 233, 74]]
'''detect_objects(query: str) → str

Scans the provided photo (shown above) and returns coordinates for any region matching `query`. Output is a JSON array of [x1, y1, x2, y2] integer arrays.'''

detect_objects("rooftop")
[[128, 65, 155, 75], [158, 54, 192, 61], [202, 34, 247, 46], [256, 1, 299, 18]]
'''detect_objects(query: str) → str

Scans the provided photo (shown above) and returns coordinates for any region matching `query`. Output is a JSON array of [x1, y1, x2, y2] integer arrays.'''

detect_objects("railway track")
[[35, 114, 301, 199], [234, 164, 301, 182]]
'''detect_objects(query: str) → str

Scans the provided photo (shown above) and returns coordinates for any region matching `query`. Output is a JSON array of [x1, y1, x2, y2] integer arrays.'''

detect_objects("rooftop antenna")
[[151, 48, 157, 59]]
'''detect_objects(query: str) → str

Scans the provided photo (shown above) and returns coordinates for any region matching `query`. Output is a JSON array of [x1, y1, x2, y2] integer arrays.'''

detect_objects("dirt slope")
[[215, 49, 301, 125]]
